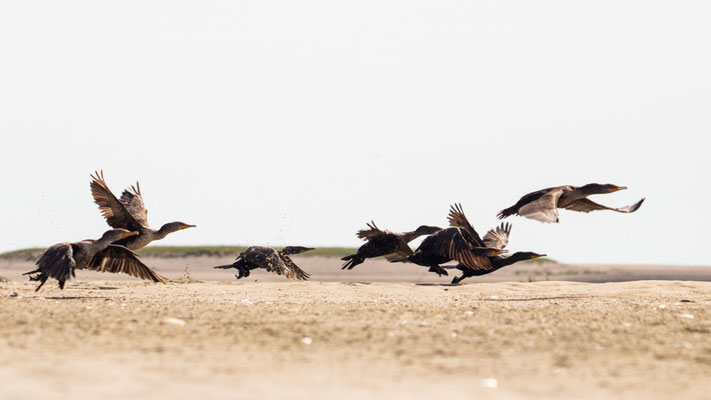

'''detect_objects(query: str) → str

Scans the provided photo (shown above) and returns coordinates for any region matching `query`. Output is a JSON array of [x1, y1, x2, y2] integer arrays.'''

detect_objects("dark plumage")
[[444, 204, 547, 283], [215, 246, 314, 281], [498, 183, 645, 223], [341, 222, 441, 270], [391, 204, 505, 276], [23, 229, 167, 291], [90, 171, 196, 250]]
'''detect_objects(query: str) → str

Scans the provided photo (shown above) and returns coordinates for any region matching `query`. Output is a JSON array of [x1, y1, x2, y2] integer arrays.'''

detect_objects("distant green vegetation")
[[0, 246, 360, 260], [0, 246, 556, 263], [524, 257, 558, 264]]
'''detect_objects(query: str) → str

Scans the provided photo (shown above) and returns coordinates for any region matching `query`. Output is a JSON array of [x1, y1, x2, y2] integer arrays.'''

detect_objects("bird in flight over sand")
[[90, 170, 196, 250], [341, 222, 441, 270], [23, 229, 167, 291], [215, 246, 314, 281], [497, 183, 644, 223]]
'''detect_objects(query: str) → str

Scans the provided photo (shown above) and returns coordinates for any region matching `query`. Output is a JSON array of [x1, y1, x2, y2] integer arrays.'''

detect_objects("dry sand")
[[1, 256, 710, 399]]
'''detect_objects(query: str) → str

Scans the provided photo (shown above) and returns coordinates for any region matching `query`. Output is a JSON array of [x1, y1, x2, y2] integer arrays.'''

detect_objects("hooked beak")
[[121, 231, 139, 238], [610, 186, 627, 193], [533, 254, 547, 259], [301, 247, 316, 253], [180, 224, 197, 230]]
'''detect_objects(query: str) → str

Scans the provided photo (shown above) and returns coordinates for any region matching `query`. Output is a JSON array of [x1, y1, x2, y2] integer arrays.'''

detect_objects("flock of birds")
[[24, 174, 645, 290]]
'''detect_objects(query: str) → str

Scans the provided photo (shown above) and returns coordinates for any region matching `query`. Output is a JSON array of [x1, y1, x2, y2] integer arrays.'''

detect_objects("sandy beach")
[[1, 256, 710, 399]]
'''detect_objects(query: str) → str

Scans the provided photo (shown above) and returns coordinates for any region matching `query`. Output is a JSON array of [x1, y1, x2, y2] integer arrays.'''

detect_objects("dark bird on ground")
[[215, 246, 314, 281], [390, 205, 505, 277], [23, 229, 167, 291], [448, 221, 546, 284], [341, 222, 442, 270], [90, 171, 196, 250], [497, 183, 645, 223]]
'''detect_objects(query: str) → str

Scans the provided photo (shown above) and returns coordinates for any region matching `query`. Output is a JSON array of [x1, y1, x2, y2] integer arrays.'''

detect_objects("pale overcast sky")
[[1, 1, 709, 265]]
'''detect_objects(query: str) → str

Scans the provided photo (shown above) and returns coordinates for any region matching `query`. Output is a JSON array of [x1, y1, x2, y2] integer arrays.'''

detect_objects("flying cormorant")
[[448, 221, 546, 284], [341, 222, 441, 270], [215, 246, 314, 281], [498, 183, 644, 223], [23, 229, 167, 291], [90, 171, 196, 249]]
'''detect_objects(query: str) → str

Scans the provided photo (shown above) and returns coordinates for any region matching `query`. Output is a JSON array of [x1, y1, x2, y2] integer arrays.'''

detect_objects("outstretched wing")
[[36, 243, 76, 282], [483, 222, 511, 250], [418, 228, 495, 271], [90, 245, 166, 283], [356, 221, 389, 240], [516, 188, 565, 223], [119, 183, 150, 227], [447, 203, 485, 246], [90, 171, 145, 231], [562, 197, 645, 214]]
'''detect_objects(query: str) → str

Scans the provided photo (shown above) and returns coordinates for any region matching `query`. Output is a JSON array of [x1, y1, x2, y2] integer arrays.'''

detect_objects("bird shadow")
[[415, 283, 458, 287], [481, 295, 590, 302], [42, 296, 111, 300]]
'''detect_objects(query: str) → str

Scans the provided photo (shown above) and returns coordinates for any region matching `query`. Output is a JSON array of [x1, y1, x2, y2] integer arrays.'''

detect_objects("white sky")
[[1, 1, 709, 265]]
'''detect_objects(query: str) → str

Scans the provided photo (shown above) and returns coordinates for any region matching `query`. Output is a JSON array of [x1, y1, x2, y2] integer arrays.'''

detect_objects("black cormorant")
[[23, 229, 167, 291], [341, 222, 441, 270], [448, 222, 546, 284], [215, 246, 314, 280]]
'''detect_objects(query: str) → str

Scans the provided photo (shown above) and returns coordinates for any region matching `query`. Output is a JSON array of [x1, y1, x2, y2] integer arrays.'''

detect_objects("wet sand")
[[1, 257, 710, 399]]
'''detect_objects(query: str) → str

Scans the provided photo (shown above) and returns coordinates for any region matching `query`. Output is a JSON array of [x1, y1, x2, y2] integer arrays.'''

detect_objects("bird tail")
[[341, 254, 365, 270], [214, 264, 235, 269], [388, 256, 409, 263]]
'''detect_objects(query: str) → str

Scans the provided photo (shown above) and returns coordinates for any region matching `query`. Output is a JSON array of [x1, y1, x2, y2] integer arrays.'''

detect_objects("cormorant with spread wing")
[[90, 171, 196, 250], [341, 222, 442, 270], [391, 205, 504, 276], [449, 221, 546, 284], [23, 229, 167, 291], [498, 183, 645, 223], [215, 246, 314, 281]]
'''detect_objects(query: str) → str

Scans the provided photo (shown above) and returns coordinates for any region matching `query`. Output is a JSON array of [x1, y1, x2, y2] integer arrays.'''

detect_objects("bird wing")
[[356, 221, 389, 240], [562, 197, 645, 214], [119, 182, 150, 227], [420, 229, 494, 271], [382, 241, 415, 261], [279, 254, 310, 281], [447, 204, 485, 246], [90, 171, 146, 231], [36, 243, 76, 282], [516, 188, 565, 223], [246, 247, 290, 276], [89, 245, 166, 283], [483, 222, 511, 250]]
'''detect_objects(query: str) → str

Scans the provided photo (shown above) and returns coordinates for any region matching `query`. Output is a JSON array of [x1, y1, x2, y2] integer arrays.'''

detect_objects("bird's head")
[[282, 246, 315, 255], [159, 221, 197, 234], [414, 225, 442, 235], [580, 183, 627, 195]]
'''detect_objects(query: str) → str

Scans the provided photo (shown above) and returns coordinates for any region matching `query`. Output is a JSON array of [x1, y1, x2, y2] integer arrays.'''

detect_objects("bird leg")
[[427, 266, 448, 277]]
